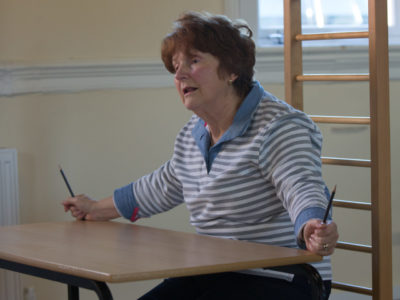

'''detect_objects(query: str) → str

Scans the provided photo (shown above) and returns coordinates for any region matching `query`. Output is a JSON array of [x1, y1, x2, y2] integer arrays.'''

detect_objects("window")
[[260, 0, 369, 46], [226, 0, 400, 48], [225, 0, 400, 82]]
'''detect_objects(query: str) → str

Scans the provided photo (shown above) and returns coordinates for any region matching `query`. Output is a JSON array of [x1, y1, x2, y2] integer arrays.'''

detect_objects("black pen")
[[58, 165, 75, 197], [323, 185, 336, 223]]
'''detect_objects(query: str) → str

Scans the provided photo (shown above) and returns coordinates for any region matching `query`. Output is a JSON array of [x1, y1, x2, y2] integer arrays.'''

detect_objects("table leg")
[[68, 285, 79, 300], [0, 259, 113, 300], [67, 282, 113, 300], [92, 281, 113, 300]]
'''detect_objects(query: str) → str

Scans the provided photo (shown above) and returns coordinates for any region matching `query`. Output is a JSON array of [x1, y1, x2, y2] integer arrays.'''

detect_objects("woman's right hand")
[[62, 195, 120, 221], [62, 194, 95, 220]]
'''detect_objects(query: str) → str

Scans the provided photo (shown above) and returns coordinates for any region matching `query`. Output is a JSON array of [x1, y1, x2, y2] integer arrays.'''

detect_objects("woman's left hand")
[[303, 219, 339, 256]]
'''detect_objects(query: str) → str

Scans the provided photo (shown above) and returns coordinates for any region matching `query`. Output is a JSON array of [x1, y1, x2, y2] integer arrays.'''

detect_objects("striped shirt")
[[114, 81, 332, 280]]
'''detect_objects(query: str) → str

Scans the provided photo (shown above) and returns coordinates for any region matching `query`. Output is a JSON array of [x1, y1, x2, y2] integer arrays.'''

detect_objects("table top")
[[0, 221, 321, 283]]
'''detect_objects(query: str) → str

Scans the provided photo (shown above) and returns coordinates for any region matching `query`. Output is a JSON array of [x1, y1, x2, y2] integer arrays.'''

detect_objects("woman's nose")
[[175, 63, 189, 80]]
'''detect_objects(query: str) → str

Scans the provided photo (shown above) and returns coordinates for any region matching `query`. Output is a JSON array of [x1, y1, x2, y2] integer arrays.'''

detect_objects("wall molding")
[[1, 46, 400, 96], [0, 61, 174, 96]]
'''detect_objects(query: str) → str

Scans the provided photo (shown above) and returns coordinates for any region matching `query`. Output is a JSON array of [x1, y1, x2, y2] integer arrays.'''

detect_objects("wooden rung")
[[322, 157, 371, 167], [296, 31, 369, 41], [336, 241, 372, 253], [333, 199, 371, 210], [297, 74, 369, 81], [332, 281, 373, 295], [310, 115, 370, 124]]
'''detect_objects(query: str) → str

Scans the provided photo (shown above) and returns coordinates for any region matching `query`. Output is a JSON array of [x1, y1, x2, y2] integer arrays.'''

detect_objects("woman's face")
[[172, 49, 233, 114]]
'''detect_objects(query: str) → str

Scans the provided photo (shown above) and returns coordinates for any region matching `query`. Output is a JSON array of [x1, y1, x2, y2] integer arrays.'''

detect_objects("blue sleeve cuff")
[[113, 183, 139, 220], [294, 207, 329, 249], [294, 185, 332, 249]]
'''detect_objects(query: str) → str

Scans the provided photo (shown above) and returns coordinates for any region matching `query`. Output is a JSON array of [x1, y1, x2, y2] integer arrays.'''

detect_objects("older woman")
[[63, 11, 338, 300]]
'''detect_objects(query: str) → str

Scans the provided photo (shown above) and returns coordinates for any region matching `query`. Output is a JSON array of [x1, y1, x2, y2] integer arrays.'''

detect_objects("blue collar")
[[191, 81, 265, 172]]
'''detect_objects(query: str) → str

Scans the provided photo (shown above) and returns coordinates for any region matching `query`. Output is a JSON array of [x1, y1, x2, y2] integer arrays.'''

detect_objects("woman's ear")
[[228, 74, 239, 85]]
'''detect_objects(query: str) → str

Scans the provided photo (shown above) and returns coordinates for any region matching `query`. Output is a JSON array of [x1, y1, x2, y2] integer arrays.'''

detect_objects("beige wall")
[[0, 1, 398, 299], [0, 0, 223, 64]]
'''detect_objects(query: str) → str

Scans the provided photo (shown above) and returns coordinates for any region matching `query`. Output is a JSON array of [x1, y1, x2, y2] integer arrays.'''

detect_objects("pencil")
[[58, 164, 75, 197], [323, 185, 336, 223]]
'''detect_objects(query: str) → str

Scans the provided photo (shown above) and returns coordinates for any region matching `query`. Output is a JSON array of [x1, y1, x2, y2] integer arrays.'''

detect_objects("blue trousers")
[[138, 272, 331, 300]]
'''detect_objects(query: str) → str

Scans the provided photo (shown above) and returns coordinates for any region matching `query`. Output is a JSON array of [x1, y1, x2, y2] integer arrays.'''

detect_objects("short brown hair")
[[161, 11, 255, 98]]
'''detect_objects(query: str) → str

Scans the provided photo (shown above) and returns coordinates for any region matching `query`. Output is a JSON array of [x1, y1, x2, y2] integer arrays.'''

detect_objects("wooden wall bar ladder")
[[283, 0, 392, 299]]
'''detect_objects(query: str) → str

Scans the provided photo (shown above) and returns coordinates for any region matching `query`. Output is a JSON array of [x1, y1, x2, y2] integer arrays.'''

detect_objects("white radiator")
[[0, 148, 22, 300]]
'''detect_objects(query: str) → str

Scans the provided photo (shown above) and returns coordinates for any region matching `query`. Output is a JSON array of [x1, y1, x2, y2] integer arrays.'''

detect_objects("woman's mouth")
[[183, 87, 198, 95]]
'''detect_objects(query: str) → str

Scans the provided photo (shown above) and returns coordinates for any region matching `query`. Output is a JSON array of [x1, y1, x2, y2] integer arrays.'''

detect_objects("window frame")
[[224, 0, 400, 82]]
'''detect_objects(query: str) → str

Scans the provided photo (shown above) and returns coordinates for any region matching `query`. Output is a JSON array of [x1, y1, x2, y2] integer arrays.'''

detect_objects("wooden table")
[[0, 221, 321, 299]]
